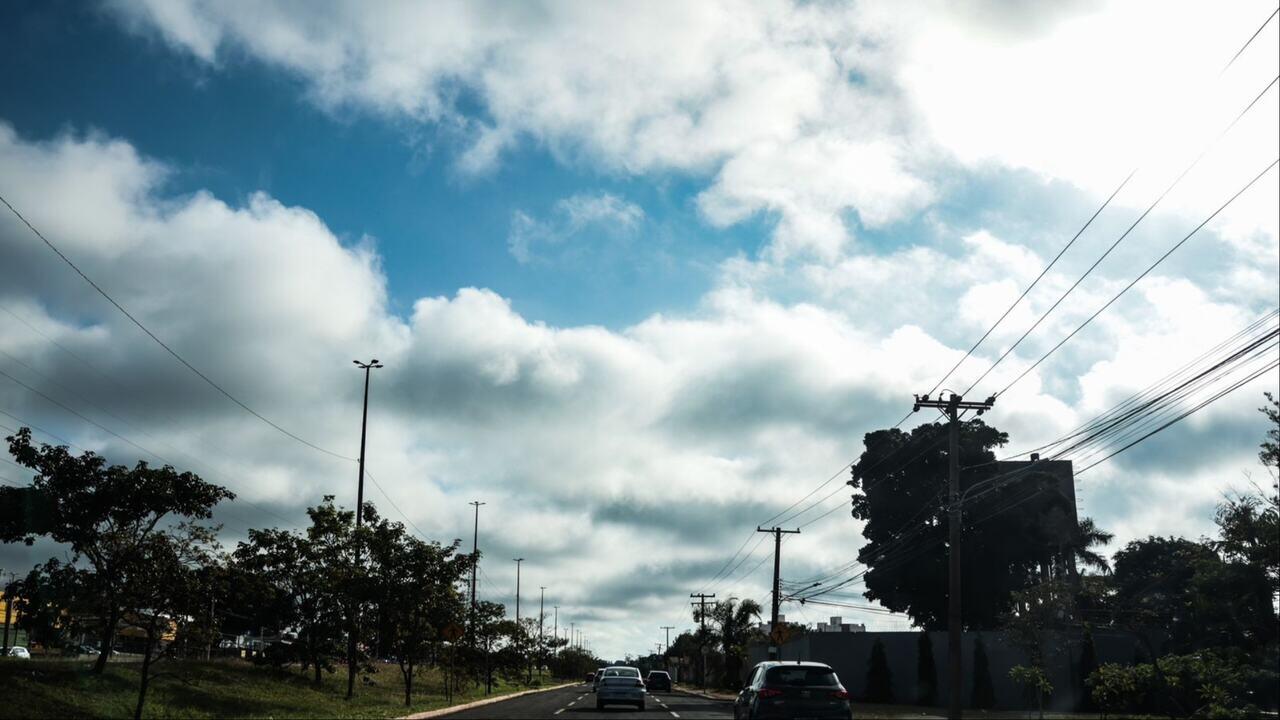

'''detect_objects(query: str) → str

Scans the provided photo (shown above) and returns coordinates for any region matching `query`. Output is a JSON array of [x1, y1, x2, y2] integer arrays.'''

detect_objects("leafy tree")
[[1213, 488, 1279, 600], [850, 420, 1096, 629], [915, 631, 937, 706], [4, 559, 86, 651], [1087, 662, 1154, 719], [231, 497, 354, 685], [1259, 392, 1279, 470], [1, 428, 233, 674], [363, 510, 468, 706], [1110, 536, 1276, 654], [1002, 579, 1072, 717], [865, 637, 893, 702], [1009, 664, 1052, 719], [122, 524, 222, 720], [971, 636, 995, 709]]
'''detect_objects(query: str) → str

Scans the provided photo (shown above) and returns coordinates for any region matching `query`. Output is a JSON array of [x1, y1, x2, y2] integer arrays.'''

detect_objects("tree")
[[915, 631, 937, 706], [865, 637, 893, 703], [122, 524, 222, 720], [707, 598, 762, 688], [1008, 665, 1052, 719], [1259, 392, 1279, 471], [1213, 488, 1279, 601], [232, 497, 354, 685], [1087, 663, 1154, 719], [850, 420, 1093, 629], [971, 636, 995, 709], [1002, 579, 1072, 718], [1110, 536, 1277, 654], [1, 428, 233, 674], [367, 523, 468, 707], [1077, 625, 1098, 712]]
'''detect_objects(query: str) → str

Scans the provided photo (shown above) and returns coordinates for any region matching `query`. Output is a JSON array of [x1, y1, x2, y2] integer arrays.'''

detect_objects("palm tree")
[[1070, 518, 1114, 574], [712, 598, 762, 689]]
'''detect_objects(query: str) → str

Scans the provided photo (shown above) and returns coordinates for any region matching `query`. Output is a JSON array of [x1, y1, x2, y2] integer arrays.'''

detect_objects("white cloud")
[[6, 0, 1279, 656], [508, 192, 644, 264]]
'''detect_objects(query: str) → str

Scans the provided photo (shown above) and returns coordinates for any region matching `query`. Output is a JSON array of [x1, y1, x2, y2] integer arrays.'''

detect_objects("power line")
[[962, 76, 1279, 398], [994, 157, 1278, 397], [0, 193, 357, 463]]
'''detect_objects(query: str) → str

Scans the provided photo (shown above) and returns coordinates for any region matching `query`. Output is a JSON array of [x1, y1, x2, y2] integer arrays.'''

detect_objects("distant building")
[[814, 616, 865, 633]]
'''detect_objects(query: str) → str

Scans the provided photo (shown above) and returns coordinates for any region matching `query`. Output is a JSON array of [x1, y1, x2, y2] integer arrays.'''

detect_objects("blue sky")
[[0, 0, 775, 329], [0, 0, 1276, 660]]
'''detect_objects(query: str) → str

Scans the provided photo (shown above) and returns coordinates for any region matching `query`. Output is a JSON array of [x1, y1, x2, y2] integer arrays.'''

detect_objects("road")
[[435, 683, 733, 719]]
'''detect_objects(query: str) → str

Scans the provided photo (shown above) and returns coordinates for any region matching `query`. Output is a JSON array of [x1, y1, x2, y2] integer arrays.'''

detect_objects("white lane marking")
[[669, 713, 680, 718], [554, 710, 565, 716], [567, 701, 576, 706]]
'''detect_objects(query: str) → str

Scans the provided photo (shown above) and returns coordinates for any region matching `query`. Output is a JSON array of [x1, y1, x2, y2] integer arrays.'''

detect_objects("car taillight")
[[635, 679, 645, 687], [831, 689, 850, 700], [758, 688, 783, 698]]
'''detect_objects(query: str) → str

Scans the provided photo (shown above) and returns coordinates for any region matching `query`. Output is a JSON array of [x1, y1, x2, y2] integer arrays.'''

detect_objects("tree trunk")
[[402, 659, 413, 707], [93, 609, 119, 675], [133, 621, 156, 720]]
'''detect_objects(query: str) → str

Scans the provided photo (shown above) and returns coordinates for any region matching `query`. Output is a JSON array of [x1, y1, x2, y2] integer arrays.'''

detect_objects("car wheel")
[[596, 699, 604, 710], [638, 701, 646, 711]]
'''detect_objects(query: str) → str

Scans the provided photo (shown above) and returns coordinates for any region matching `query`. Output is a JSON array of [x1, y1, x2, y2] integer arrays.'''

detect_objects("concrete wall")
[[747, 628, 1155, 711]]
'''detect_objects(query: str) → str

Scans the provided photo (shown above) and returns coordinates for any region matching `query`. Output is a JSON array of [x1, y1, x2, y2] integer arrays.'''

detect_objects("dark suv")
[[733, 661, 852, 720], [645, 670, 672, 693]]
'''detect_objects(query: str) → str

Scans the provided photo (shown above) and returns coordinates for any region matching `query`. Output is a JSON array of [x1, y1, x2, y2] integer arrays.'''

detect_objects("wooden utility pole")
[[468, 501, 485, 642], [689, 593, 715, 689], [912, 391, 995, 720], [757, 526, 800, 660]]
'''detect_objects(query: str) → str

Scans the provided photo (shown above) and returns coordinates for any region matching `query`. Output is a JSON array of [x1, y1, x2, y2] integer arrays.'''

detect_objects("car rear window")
[[765, 666, 839, 687], [648, 671, 669, 678], [604, 668, 640, 678]]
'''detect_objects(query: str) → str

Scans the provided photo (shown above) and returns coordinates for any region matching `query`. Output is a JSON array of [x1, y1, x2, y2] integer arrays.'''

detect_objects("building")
[[814, 616, 865, 633]]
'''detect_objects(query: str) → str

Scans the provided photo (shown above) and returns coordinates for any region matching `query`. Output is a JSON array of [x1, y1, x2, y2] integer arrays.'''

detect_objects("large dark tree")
[[850, 419, 1096, 629], [1110, 536, 1276, 654], [1, 428, 233, 673]]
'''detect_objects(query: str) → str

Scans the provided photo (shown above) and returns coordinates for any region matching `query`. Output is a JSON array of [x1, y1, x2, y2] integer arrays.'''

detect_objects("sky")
[[0, 0, 1277, 661]]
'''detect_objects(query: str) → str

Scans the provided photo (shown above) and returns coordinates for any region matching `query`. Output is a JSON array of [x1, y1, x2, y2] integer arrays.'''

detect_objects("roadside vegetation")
[[0, 427, 603, 719], [0, 657, 527, 719]]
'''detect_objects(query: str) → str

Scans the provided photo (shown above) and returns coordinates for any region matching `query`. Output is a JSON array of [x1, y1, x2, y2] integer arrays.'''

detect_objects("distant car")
[[734, 661, 852, 720], [585, 671, 595, 684], [596, 666, 646, 710], [592, 667, 606, 692], [645, 670, 672, 693], [6, 646, 30, 659]]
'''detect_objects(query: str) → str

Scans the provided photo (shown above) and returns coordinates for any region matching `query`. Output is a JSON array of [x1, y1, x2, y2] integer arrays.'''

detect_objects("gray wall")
[[747, 629, 1155, 711]]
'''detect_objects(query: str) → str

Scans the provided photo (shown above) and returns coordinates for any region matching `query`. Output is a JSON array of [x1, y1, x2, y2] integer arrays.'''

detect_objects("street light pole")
[[348, 358, 382, 700]]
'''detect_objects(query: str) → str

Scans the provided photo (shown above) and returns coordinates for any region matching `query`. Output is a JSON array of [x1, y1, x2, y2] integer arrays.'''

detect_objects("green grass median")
[[0, 657, 540, 719]]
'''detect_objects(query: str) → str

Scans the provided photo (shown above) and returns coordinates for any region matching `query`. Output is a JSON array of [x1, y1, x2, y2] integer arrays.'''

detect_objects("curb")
[[674, 686, 738, 702], [401, 682, 577, 719]]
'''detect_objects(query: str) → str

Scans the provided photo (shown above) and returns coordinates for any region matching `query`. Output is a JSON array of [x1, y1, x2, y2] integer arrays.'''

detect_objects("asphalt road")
[[435, 683, 734, 719]]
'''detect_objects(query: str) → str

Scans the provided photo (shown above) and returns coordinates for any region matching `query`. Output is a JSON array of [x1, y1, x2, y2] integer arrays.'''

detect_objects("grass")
[[0, 657, 547, 719]]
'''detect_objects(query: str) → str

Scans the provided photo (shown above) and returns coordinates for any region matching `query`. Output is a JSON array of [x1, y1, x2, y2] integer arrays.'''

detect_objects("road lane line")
[[669, 713, 680, 718], [567, 701, 576, 706], [554, 710, 565, 715]]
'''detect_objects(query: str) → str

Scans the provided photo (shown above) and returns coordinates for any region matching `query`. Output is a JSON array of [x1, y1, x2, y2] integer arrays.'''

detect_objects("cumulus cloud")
[[4, 0, 1278, 656], [508, 192, 644, 264]]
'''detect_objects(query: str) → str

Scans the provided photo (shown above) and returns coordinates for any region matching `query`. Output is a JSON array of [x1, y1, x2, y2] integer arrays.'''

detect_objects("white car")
[[7, 646, 30, 659], [595, 666, 646, 710]]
